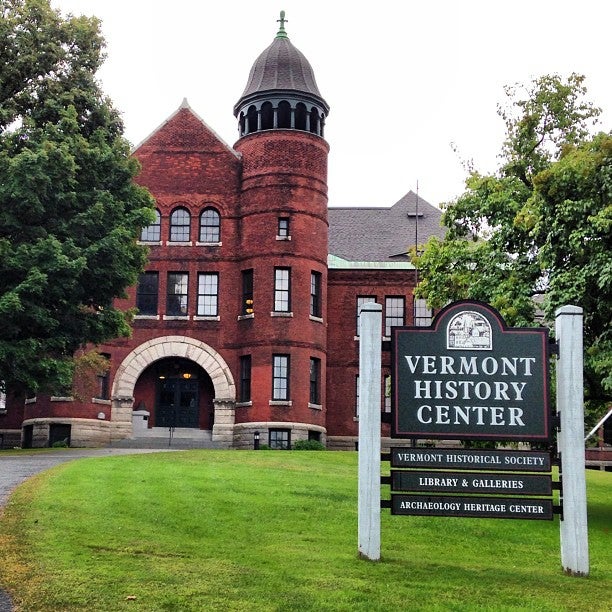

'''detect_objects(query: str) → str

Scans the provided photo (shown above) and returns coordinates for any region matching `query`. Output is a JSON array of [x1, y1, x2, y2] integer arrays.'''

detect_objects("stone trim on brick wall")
[[112, 336, 236, 399], [111, 336, 237, 443]]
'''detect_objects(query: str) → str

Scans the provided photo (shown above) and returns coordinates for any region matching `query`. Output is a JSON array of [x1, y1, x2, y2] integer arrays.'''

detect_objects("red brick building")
[[0, 18, 443, 450]]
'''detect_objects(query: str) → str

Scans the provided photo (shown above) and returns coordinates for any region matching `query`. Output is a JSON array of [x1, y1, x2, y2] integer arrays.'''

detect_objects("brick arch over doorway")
[[110, 336, 236, 445]]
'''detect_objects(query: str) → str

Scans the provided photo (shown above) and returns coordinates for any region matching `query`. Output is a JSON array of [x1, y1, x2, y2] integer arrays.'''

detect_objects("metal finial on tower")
[[276, 10, 288, 38]]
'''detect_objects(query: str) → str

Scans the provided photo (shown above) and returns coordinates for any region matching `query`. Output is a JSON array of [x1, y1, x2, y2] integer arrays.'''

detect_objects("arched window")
[[246, 106, 258, 134], [199, 208, 220, 242], [295, 103, 307, 131], [169, 207, 190, 242], [140, 209, 161, 242], [261, 102, 274, 130], [310, 108, 320, 135], [278, 101, 291, 129]]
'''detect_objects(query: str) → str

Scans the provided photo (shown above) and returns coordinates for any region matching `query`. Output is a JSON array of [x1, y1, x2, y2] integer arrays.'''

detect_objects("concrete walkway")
[[0, 448, 178, 612]]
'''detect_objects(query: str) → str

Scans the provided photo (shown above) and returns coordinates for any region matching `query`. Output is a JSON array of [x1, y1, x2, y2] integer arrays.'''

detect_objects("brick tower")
[[231, 12, 331, 448]]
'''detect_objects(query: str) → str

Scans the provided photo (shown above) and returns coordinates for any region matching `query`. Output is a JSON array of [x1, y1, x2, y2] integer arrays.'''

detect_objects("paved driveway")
[[0, 448, 178, 611]]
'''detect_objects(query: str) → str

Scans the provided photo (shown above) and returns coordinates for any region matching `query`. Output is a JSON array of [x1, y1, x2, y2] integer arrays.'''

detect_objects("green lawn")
[[0, 451, 610, 611]]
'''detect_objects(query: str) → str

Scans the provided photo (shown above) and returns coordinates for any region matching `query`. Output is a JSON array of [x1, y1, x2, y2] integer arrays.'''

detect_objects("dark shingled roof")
[[328, 191, 445, 262], [234, 34, 329, 114]]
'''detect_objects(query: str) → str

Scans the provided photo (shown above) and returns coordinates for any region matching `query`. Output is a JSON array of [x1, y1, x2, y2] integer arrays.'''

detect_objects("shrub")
[[293, 439, 325, 451]]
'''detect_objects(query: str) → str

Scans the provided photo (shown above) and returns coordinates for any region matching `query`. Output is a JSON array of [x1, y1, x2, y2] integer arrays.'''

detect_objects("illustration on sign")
[[392, 300, 551, 441], [447, 311, 492, 350]]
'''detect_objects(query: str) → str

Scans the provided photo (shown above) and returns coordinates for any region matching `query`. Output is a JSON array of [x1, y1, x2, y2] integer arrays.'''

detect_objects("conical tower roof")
[[234, 12, 329, 116]]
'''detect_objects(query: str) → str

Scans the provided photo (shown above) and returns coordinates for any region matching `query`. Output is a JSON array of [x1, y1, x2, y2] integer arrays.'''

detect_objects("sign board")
[[392, 301, 551, 441], [391, 494, 553, 520], [391, 448, 551, 472], [391, 470, 552, 496]]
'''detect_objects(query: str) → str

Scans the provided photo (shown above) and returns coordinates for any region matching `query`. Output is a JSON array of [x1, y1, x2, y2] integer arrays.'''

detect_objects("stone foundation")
[[0, 429, 22, 449], [21, 418, 111, 448], [233, 422, 327, 450]]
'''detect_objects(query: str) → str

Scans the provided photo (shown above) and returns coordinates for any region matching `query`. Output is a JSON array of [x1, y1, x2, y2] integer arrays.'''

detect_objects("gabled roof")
[[328, 191, 444, 263], [133, 99, 240, 160]]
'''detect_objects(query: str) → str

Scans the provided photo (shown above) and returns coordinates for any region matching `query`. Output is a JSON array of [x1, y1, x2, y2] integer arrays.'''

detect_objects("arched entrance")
[[133, 357, 215, 430], [110, 337, 236, 444]]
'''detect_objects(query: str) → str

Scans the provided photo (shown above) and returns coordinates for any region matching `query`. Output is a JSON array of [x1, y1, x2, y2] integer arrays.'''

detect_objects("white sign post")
[[358, 302, 382, 561], [555, 305, 589, 576]]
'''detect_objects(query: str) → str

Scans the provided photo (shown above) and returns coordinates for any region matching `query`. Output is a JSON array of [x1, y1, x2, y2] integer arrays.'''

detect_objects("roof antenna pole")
[[415, 181, 419, 287]]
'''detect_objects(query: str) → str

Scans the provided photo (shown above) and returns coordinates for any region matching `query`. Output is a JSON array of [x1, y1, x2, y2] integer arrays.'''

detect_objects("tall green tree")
[[0, 0, 155, 394], [413, 74, 611, 413]]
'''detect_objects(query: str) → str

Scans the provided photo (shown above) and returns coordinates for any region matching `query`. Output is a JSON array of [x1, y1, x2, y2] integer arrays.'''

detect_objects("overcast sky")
[[51, 0, 611, 208]]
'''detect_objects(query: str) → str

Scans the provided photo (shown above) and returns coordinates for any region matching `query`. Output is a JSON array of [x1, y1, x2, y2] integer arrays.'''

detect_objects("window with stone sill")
[[272, 354, 290, 401], [277, 217, 290, 239], [199, 208, 221, 243], [242, 269, 254, 315], [95, 354, 111, 400], [167, 272, 189, 316], [197, 272, 218, 317], [140, 209, 161, 242], [273, 267, 291, 312], [136, 271, 159, 316], [239, 354, 252, 403], [169, 207, 191, 242], [310, 271, 322, 318], [310, 357, 321, 405]]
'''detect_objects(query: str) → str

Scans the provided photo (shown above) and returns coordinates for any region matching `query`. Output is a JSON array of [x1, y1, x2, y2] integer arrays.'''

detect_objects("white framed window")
[[199, 208, 220, 242], [385, 296, 405, 336], [197, 273, 218, 316], [274, 268, 291, 312], [272, 354, 290, 401], [169, 207, 190, 242], [140, 209, 161, 242], [277, 217, 290, 238], [414, 298, 433, 326]]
